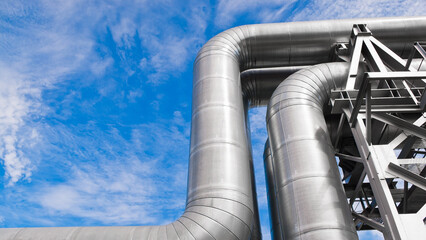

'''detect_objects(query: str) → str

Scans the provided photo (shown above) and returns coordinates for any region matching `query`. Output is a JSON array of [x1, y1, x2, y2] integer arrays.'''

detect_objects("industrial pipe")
[[264, 139, 283, 240], [267, 62, 357, 239], [1, 17, 426, 240], [241, 66, 307, 107]]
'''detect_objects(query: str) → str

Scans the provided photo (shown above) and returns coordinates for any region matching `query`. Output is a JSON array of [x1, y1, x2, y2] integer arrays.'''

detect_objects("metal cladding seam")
[[2, 17, 426, 240], [266, 63, 357, 240]]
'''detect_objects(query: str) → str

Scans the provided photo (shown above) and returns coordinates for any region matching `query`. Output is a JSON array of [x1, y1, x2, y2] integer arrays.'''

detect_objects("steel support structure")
[[331, 25, 426, 240]]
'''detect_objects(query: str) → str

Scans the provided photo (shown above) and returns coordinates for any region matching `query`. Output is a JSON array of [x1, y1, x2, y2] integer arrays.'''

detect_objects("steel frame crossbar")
[[332, 25, 426, 240]]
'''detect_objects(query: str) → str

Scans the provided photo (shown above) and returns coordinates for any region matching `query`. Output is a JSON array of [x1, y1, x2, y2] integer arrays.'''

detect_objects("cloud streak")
[[0, 0, 206, 185], [2, 114, 190, 226]]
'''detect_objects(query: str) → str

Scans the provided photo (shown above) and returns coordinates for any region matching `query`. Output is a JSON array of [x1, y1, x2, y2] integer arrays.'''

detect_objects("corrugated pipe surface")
[[267, 62, 356, 240], [2, 17, 426, 240]]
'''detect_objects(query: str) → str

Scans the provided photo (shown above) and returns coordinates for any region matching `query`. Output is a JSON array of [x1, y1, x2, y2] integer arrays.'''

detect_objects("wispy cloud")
[[215, 0, 290, 27], [248, 106, 269, 208], [0, 0, 100, 185], [0, 64, 41, 185], [257, 0, 426, 23], [135, 1, 209, 84], [2, 114, 190, 226], [37, 164, 161, 225], [216, 0, 426, 28], [248, 107, 271, 239], [258, 1, 298, 23], [358, 230, 384, 240], [0, 0, 205, 185]]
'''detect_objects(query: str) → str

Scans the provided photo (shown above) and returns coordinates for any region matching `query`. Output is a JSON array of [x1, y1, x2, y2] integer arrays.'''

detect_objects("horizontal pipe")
[[2, 16, 426, 239], [241, 66, 307, 107]]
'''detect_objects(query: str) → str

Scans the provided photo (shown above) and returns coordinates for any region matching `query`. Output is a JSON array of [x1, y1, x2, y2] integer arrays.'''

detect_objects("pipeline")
[[241, 66, 307, 107], [264, 139, 283, 240], [267, 62, 357, 239], [1, 17, 426, 240]]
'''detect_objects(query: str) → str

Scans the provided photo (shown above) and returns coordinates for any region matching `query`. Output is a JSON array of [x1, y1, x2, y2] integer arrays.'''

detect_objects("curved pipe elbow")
[[2, 198, 258, 240], [241, 66, 307, 107], [266, 63, 358, 240]]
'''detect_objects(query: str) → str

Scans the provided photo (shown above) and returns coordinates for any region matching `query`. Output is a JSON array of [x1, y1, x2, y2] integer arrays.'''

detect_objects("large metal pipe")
[[264, 139, 283, 240], [1, 17, 426, 240], [241, 66, 307, 107], [267, 62, 357, 239]]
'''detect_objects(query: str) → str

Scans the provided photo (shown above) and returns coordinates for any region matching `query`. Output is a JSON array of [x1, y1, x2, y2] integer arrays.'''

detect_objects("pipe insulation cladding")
[[1, 16, 426, 240], [264, 140, 284, 240], [267, 62, 356, 240]]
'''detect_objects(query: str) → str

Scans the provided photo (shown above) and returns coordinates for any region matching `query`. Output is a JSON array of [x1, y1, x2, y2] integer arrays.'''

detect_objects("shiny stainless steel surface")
[[241, 66, 306, 107], [264, 140, 283, 240], [267, 63, 357, 240], [1, 16, 426, 239]]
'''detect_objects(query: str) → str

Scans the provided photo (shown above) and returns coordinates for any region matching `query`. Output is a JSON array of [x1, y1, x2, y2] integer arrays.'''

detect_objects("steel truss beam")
[[333, 25, 426, 240]]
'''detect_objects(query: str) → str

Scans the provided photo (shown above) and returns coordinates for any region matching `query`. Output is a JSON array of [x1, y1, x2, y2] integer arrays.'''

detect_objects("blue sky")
[[0, 0, 424, 239]]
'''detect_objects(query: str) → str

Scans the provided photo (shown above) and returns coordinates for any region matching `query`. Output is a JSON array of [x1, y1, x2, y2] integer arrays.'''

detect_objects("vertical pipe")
[[267, 63, 358, 240], [264, 139, 284, 240]]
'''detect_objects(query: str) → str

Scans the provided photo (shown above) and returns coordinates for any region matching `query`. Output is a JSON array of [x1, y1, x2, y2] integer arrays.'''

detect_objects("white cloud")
[[249, 107, 267, 142], [261, 225, 271, 240], [215, 0, 294, 27], [358, 230, 384, 240], [248, 107, 268, 189], [135, 1, 208, 84], [37, 167, 160, 224], [215, 0, 426, 27], [215, 0, 264, 27], [258, 1, 298, 23], [127, 89, 144, 103], [0, 0, 206, 185], [0, 0, 115, 185], [27, 114, 190, 225], [283, 0, 425, 22], [91, 57, 114, 77], [248, 106, 271, 240], [0, 65, 40, 185], [110, 17, 138, 48]]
